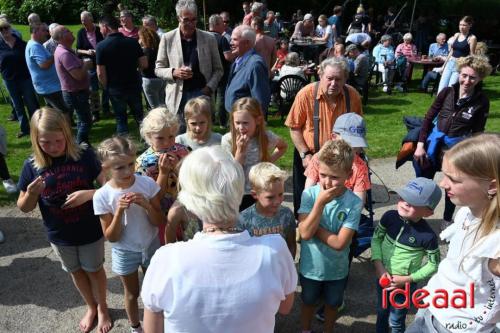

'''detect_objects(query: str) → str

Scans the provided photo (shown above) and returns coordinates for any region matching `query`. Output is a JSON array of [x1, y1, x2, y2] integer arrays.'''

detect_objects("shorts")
[[300, 274, 347, 307], [51, 237, 105, 273], [111, 237, 160, 276]]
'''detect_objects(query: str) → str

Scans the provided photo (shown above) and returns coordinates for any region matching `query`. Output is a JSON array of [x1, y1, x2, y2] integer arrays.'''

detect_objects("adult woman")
[[314, 15, 334, 48], [138, 27, 165, 109], [395, 33, 417, 85], [0, 18, 39, 138], [277, 52, 306, 99], [141, 146, 297, 333], [413, 55, 491, 230], [437, 16, 477, 93]]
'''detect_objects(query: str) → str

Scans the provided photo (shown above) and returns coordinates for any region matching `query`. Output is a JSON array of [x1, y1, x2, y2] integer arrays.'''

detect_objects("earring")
[[487, 192, 495, 200]]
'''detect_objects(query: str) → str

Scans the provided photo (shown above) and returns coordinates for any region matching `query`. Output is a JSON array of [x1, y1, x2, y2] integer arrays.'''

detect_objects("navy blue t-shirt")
[[18, 148, 103, 246]]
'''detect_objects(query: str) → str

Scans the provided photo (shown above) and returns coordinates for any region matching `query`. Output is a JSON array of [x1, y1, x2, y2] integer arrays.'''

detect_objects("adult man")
[[291, 13, 315, 39], [43, 23, 59, 55], [242, 2, 251, 22], [25, 22, 70, 115], [328, 5, 343, 39], [346, 32, 372, 52], [119, 10, 139, 39], [346, 44, 369, 90], [264, 11, 280, 39], [209, 14, 233, 127], [420, 33, 449, 91], [155, 0, 222, 133], [243, 2, 263, 26], [225, 25, 270, 117], [96, 15, 147, 135], [220, 11, 232, 42], [251, 16, 276, 77], [53, 26, 93, 145], [142, 15, 165, 37], [285, 57, 363, 214]]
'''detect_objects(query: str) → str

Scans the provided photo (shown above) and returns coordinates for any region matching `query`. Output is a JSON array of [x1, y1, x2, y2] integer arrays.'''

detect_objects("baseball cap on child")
[[332, 113, 368, 148], [396, 177, 442, 210]]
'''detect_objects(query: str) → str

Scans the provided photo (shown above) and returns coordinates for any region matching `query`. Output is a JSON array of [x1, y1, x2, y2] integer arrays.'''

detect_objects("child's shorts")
[[51, 237, 105, 273], [111, 238, 160, 276], [299, 274, 347, 308]]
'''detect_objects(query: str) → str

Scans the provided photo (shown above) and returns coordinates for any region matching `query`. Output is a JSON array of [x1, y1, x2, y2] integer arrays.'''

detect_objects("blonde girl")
[[221, 97, 287, 210], [136, 107, 189, 244], [93, 136, 163, 333], [17, 107, 112, 333], [406, 133, 500, 333], [175, 96, 222, 150]]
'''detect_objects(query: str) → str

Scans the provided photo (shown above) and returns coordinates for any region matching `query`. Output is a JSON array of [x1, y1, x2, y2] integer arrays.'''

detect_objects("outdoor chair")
[[276, 74, 309, 120]]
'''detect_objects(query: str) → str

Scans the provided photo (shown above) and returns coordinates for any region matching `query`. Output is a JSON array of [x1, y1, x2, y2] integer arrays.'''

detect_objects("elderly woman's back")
[[141, 146, 297, 333]]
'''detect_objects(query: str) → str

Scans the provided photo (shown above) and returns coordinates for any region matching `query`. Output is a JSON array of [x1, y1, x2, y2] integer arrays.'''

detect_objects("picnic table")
[[407, 57, 444, 80]]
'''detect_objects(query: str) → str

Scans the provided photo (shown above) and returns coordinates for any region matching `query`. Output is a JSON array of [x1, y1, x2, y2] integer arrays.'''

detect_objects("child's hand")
[[158, 153, 178, 174], [27, 176, 45, 196], [117, 193, 132, 211], [316, 184, 339, 206], [128, 192, 151, 210], [386, 274, 411, 290], [236, 134, 250, 152], [61, 190, 90, 209], [375, 265, 389, 279], [166, 172, 178, 196]]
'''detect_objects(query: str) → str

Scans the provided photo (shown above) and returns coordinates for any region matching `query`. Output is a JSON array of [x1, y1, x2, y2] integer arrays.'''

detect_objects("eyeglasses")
[[180, 17, 197, 24]]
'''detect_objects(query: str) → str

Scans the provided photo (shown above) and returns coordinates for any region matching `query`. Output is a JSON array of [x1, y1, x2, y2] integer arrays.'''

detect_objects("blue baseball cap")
[[333, 113, 368, 148], [396, 177, 442, 210]]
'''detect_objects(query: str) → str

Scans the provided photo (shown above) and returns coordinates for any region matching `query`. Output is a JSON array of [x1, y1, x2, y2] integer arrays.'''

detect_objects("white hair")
[[80, 11, 93, 21], [251, 2, 263, 14], [234, 25, 256, 46], [208, 14, 222, 29], [140, 107, 179, 145], [175, 0, 198, 17], [48, 23, 59, 34], [319, 57, 349, 79], [178, 146, 244, 225], [403, 32, 413, 41]]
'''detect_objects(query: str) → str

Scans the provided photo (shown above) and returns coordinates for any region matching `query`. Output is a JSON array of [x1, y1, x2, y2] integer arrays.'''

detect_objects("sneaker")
[[395, 85, 404, 92], [0, 230, 4, 243], [382, 85, 388, 92], [3, 179, 18, 194], [315, 311, 325, 322], [130, 325, 143, 333], [315, 301, 345, 322]]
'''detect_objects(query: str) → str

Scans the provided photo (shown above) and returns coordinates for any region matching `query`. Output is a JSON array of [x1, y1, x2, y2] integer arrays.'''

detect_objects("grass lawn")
[[1, 24, 499, 204]]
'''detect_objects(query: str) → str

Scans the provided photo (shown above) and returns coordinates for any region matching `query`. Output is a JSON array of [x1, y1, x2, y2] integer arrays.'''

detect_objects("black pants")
[[292, 149, 307, 217], [0, 153, 10, 180]]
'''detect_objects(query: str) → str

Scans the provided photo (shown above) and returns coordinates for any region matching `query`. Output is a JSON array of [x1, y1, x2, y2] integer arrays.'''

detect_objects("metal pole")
[[203, 0, 207, 30], [409, 0, 417, 31]]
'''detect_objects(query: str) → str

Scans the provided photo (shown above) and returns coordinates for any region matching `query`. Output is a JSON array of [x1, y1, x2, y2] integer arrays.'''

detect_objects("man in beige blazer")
[[155, 0, 223, 133]]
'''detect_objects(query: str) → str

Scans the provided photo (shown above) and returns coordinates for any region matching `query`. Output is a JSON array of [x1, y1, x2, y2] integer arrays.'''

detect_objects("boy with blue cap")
[[371, 177, 442, 333]]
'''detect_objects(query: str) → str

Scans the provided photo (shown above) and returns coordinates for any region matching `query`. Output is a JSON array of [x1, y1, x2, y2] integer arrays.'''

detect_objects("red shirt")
[[276, 49, 288, 69], [119, 26, 139, 39]]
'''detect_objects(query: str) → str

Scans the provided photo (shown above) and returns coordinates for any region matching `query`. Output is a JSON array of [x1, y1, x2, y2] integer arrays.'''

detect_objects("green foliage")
[[0, 0, 19, 22]]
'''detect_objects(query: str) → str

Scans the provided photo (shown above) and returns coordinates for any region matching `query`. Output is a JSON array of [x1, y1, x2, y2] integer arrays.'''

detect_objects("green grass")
[[1, 25, 499, 204]]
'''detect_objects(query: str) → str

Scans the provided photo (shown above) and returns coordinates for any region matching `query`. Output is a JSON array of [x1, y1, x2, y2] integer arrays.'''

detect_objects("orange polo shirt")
[[285, 82, 363, 152]]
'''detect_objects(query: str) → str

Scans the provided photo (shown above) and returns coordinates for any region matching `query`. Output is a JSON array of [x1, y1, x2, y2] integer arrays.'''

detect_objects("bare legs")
[[120, 270, 141, 328]]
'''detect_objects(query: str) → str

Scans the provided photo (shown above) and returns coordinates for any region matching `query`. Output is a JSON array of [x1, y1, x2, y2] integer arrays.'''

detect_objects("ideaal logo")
[[379, 276, 475, 309]]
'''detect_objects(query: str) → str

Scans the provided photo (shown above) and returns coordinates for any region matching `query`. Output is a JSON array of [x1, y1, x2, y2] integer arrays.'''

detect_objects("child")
[[297, 139, 363, 333], [136, 107, 189, 244], [305, 112, 370, 204], [93, 136, 164, 333], [221, 97, 288, 210], [406, 133, 500, 333], [372, 177, 441, 333], [175, 96, 222, 150], [238, 162, 296, 257], [271, 38, 289, 72], [16, 107, 112, 333]]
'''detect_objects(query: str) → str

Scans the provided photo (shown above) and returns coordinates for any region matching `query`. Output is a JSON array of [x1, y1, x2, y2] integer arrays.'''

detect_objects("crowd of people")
[[0, 0, 498, 333]]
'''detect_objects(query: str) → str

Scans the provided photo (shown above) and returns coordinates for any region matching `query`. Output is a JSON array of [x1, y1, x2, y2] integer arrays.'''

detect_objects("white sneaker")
[[2, 179, 18, 194], [131, 325, 143, 333], [382, 85, 388, 92]]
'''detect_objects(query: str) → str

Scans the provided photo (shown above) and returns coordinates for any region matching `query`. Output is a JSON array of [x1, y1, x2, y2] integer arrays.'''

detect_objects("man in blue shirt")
[[328, 5, 343, 39], [421, 33, 449, 91]]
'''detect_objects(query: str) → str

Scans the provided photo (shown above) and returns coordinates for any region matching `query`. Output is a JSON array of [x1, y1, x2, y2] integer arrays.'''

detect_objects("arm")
[[353, 191, 366, 205], [409, 239, 440, 282], [96, 64, 107, 88], [138, 55, 148, 71], [489, 258, 500, 277], [165, 204, 183, 243], [269, 137, 287, 163], [297, 186, 338, 240], [143, 308, 164, 333], [469, 35, 477, 55], [17, 176, 45, 213], [38, 56, 54, 69], [289, 128, 313, 168], [278, 293, 295, 315], [99, 210, 124, 242], [315, 226, 356, 251], [154, 35, 175, 82]]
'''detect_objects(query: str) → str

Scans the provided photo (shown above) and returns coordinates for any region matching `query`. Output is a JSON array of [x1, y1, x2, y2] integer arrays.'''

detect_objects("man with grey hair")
[[243, 1, 263, 26], [285, 57, 363, 215], [155, 0, 223, 133], [27, 13, 40, 25], [225, 25, 270, 117], [142, 14, 165, 37], [119, 9, 138, 39], [220, 11, 232, 42], [420, 33, 449, 91], [43, 23, 59, 55], [264, 11, 279, 39]]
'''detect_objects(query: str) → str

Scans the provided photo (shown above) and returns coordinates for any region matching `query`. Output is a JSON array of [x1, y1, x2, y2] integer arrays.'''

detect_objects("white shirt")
[[141, 231, 297, 333], [93, 175, 160, 252], [425, 207, 500, 332]]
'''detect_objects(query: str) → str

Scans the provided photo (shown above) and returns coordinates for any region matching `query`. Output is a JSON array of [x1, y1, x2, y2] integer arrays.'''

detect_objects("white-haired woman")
[[141, 146, 297, 333]]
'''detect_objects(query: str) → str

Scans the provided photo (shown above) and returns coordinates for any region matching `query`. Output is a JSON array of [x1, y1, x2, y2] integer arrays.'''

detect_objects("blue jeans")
[[177, 89, 203, 134], [109, 91, 144, 135], [62, 90, 92, 144], [41, 90, 71, 115], [421, 71, 439, 90], [142, 77, 166, 109], [437, 57, 458, 94], [4, 78, 39, 134], [376, 281, 417, 333]]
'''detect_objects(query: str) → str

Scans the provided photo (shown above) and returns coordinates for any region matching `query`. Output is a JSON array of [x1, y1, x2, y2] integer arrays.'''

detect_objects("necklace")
[[202, 226, 241, 234]]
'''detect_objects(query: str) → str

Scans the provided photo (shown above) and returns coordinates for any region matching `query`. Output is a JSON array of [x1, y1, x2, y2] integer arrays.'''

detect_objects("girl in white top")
[[221, 97, 287, 210], [141, 146, 297, 333], [406, 133, 500, 333], [93, 136, 164, 333], [314, 14, 334, 48]]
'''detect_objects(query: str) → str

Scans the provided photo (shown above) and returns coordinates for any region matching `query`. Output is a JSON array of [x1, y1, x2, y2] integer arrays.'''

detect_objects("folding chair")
[[276, 74, 309, 121]]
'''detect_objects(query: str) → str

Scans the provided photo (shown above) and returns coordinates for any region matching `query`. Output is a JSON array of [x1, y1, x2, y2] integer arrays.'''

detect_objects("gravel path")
[[0, 158, 454, 333]]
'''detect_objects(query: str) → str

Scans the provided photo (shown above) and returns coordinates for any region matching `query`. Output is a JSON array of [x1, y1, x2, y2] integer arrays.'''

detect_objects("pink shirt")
[[395, 42, 417, 58], [54, 44, 89, 92], [86, 30, 97, 49], [119, 26, 139, 39]]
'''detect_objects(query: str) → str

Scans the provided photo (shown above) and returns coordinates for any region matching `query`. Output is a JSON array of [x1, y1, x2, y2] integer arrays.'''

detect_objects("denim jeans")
[[109, 91, 144, 135], [177, 89, 203, 134], [421, 71, 439, 90], [437, 57, 458, 94], [41, 90, 71, 115], [4, 78, 40, 134], [376, 281, 417, 333], [62, 90, 92, 144], [142, 77, 166, 109]]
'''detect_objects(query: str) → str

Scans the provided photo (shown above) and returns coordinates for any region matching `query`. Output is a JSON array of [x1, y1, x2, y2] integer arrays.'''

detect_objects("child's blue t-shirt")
[[298, 185, 362, 281], [238, 204, 295, 240], [17, 147, 103, 246]]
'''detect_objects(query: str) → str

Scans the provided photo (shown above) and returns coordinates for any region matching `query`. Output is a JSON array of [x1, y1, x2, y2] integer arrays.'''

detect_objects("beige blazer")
[[155, 28, 223, 114]]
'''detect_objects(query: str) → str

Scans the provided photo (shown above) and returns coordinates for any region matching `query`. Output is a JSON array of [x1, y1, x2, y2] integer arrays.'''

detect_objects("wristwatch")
[[300, 150, 312, 159]]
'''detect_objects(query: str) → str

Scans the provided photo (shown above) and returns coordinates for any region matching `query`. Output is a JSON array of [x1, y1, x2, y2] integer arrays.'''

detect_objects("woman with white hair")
[[141, 146, 297, 333]]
